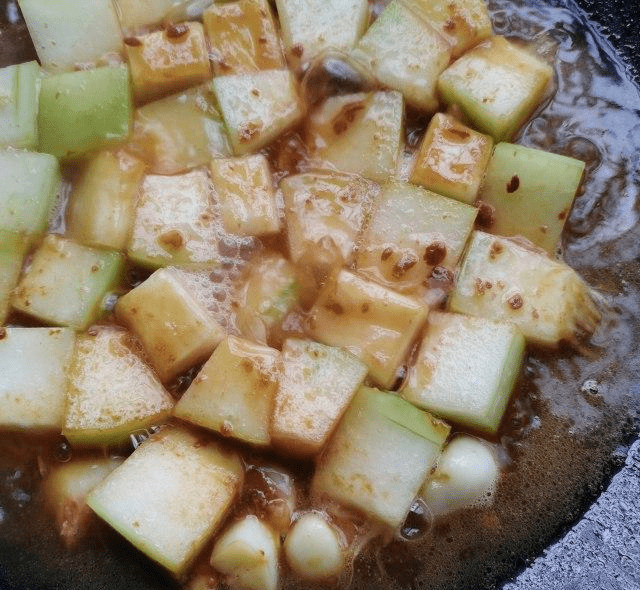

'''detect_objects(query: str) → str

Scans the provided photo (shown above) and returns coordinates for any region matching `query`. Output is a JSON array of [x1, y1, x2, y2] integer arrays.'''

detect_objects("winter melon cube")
[[275, 0, 369, 69], [356, 181, 477, 290], [448, 231, 601, 346], [410, 112, 493, 205], [438, 36, 553, 142], [63, 326, 175, 447], [476, 142, 586, 253], [87, 427, 244, 577], [281, 171, 376, 264], [272, 338, 368, 457], [308, 270, 429, 388], [209, 155, 280, 237], [12, 235, 124, 331], [402, 311, 524, 434], [38, 65, 132, 159], [116, 267, 226, 383], [308, 91, 403, 183], [114, 0, 176, 31], [17, 0, 122, 71], [0, 327, 75, 430], [352, 1, 451, 112], [0, 231, 28, 325], [174, 336, 280, 446], [213, 70, 303, 155], [125, 23, 212, 105], [0, 61, 40, 149], [203, 0, 285, 75], [312, 386, 450, 528], [66, 150, 145, 251]]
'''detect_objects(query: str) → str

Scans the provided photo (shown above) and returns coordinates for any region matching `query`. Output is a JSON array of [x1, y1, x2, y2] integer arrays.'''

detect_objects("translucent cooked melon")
[[351, 1, 451, 112], [281, 171, 377, 264], [308, 91, 404, 183], [312, 386, 450, 528], [438, 36, 553, 141], [38, 65, 132, 159], [0, 60, 40, 149], [66, 150, 145, 251], [448, 231, 601, 346], [126, 87, 231, 175], [356, 181, 477, 291], [114, 0, 177, 31], [115, 267, 226, 383], [42, 456, 123, 548], [272, 338, 368, 457], [203, 0, 285, 75], [476, 142, 586, 253], [401, 311, 525, 434], [410, 113, 494, 205], [174, 336, 280, 446], [210, 515, 280, 590], [12, 235, 124, 331], [209, 155, 280, 237], [0, 327, 75, 430], [213, 70, 303, 155], [308, 270, 429, 388], [17, 0, 122, 71], [87, 427, 244, 577], [63, 327, 174, 447], [124, 23, 212, 105], [0, 231, 28, 325]]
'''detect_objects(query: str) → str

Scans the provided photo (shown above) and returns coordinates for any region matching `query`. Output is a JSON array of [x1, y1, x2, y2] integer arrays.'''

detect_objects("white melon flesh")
[[87, 427, 244, 577], [0, 60, 40, 149], [114, 0, 177, 31]]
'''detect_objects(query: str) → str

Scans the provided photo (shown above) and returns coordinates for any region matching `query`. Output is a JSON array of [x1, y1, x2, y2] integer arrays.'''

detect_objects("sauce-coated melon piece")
[[402, 311, 525, 434], [87, 427, 244, 577], [0, 61, 40, 149], [63, 326, 174, 447], [312, 386, 450, 528], [114, 0, 176, 31], [174, 336, 280, 446], [0, 231, 28, 325], [448, 231, 601, 346], [476, 142, 585, 253], [0, 327, 75, 430]]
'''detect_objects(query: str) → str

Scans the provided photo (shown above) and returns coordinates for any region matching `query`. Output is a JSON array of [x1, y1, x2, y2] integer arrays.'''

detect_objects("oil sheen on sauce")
[[1, 1, 640, 589]]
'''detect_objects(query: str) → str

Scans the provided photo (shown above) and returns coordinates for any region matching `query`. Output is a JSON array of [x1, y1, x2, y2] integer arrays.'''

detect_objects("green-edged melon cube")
[[272, 338, 368, 457], [402, 311, 525, 434], [0, 149, 61, 241], [476, 142, 585, 253], [312, 386, 450, 528], [356, 181, 477, 290], [18, 0, 122, 71], [11, 235, 124, 331], [351, 1, 451, 112], [0, 231, 29, 325], [308, 270, 429, 388], [174, 336, 280, 447], [275, 0, 369, 69], [66, 150, 145, 251], [86, 426, 244, 577], [448, 231, 601, 346], [213, 70, 303, 155], [438, 36, 553, 141], [0, 61, 40, 149], [0, 327, 75, 430], [63, 326, 175, 447], [38, 65, 132, 159], [308, 91, 403, 183]]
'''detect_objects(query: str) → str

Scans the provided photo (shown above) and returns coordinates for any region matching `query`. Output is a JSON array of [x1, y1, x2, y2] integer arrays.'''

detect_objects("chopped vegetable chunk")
[[0, 231, 28, 324], [0, 60, 40, 149]]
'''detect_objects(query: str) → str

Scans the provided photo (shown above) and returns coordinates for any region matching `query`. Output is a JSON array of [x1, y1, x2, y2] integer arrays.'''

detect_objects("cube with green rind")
[[402, 311, 525, 434], [0, 61, 40, 149], [312, 386, 450, 528], [0, 231, 29, 325], [438, 36, 553, 142], [63, 326, 175, 447], [351, 1, 451, 112], [86, 426, 244, 577], [476, 142, 585, 253], [12, 235, 125, 331], [0, 327, 76, 430], [38, 65, 132, 159], [0, 150, 61, 241]]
